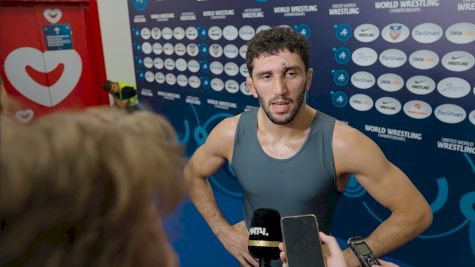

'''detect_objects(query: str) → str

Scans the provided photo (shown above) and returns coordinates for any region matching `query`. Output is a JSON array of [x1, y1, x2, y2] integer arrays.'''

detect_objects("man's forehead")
[[252, 51, 304, 71]]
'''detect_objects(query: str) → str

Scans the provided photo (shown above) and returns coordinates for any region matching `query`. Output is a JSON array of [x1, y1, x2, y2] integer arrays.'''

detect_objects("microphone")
[[248, 208, 283, 267]]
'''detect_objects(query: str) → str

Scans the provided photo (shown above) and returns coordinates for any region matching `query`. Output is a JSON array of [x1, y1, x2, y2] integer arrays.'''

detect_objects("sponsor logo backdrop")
[[128, 0, 475, 266]]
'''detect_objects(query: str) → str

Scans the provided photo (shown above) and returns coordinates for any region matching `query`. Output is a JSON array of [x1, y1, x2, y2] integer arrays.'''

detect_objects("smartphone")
[[347, 237, 380, 267], [281, 214, 326, 267]]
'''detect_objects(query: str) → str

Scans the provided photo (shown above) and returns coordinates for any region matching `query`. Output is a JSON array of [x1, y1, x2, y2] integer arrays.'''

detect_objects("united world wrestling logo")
[[132, 0, 148, 12]]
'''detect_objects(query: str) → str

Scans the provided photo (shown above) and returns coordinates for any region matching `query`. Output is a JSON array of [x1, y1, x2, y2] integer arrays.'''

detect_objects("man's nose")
[[273, 77, 287, 95]]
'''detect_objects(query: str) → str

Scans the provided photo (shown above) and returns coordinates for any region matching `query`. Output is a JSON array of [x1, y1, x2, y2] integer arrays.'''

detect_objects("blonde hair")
[[0, 107, 184, 267]]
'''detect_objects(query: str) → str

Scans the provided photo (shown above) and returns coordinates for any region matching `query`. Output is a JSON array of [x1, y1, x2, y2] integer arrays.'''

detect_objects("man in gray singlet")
[[184, 27, 432, 267]]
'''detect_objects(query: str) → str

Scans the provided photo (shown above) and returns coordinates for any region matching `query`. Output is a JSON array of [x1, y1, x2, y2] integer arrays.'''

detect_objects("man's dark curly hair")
[[246, 27, 310, 77]]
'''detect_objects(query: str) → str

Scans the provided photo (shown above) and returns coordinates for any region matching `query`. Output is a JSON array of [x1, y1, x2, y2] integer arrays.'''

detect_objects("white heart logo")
[[43, 9, 62, 24], [4, 47, 82, 107], [15, 109, 35, 123]]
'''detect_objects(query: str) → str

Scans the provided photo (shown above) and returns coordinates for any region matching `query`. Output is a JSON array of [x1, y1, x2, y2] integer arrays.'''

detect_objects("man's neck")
[[257, 105, 316, 137]]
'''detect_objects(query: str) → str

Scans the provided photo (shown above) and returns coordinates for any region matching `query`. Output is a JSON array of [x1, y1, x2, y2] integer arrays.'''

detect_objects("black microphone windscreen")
[[248, 208, 282, 261]]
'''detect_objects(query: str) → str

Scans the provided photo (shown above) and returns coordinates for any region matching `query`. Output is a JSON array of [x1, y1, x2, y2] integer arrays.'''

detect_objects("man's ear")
[[305, 68, 314, 92], [246, 77, 258, 98]]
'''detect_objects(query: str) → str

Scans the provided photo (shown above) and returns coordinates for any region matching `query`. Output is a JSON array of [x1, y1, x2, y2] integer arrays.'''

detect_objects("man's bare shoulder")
[[332, 120, 378, 154], [203, 114, 241, 159]]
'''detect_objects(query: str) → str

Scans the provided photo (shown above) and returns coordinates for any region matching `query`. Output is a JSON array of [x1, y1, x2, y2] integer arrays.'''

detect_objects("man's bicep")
[[187, 143, 227, 179]]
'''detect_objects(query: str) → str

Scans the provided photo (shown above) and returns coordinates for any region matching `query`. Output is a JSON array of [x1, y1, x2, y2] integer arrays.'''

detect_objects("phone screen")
[[281, 214, 326, 267]]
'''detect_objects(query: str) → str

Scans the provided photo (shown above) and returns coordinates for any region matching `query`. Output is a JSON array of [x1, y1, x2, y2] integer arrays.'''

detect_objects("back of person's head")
[[0, 107, 184, 267], [246, 27, 310, 76], [102, 80, 114, 92]]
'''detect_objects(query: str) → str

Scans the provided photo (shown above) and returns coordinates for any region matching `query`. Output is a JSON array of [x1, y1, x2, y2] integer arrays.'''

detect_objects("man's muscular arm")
[[184, 117, 259, 266], [333, 122, 433, 266]]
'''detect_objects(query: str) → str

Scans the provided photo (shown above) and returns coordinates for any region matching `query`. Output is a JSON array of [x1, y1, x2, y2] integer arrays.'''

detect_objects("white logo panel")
[[441, 51, 475, 72], [412, 23, 442, 44], [351, 71, 375, 89], [354, 24, 380, 43], [406, 76, 436, 95], [377, 73, 404, 92], [349, 94, 374, 111], [375, 97, 401, 115], [437, 77, 471, 98], [434, 104, 466, 124], [403, 100, 432, 119]]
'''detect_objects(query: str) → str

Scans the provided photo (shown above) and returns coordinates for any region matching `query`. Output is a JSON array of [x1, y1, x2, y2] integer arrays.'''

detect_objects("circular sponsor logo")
[[141, 27, 151, 40], [223, 25, 239, 41], [334, 47, 351, 64], [375, 97, 401, 115], [239, 25, 255, 41], [209, 44, 223, 58], [379, 49, 407, 68], [225, 80, 240, 93], [351, 71, 375, 89], [409, 50, 439, 70], [240, 45, 248, 59], [382, 23, 410, 43], [403, 100, 432, 119], [224, 44, 239, 59], [335, 24, 352, 42], [176, 74, 188, 87], [141, 42, 152, 54], [155, 72, 165, 84], [210, 78, 224, 92], [354, 24, 380, 43], [174, 43, 186, 56], [240, 64, 249, 77], [333, 70, 349, 86], [200, 61, 210, 73], [163, 43, 174, 55], [349, 94, 373, 111], [446, 22, 475, 44], [434, 104, 466, 124], [187, 59, 200, 73], [208, 26, 222, 40], [188, 75, 201, 88], [133, 0, 148, 12], [332, 91, 348, 108], [164, 58, 175, 71], [161, 27, 173, 40], [175, 58, 187, 72], [241, 81, 252, 95], [151, 27, 161, 40], [210, 61, 224, 75], [406, 75, 436, 95], [412, 23, 443, 44], [144, 71, 154, 82], [173, 27, 185, 40], [441, 51, 475, 72], [154, 58, 164, 69], [165, 73, 176, 86], [224, 62, 239, 76], [469, 109, 475, 126], [352, 47, 378, 67], [377, 73, 404, 92], [437, 77, 471, 98], [152, 43, 163, 55], [185, 27, 198, 40], [256, 25, 271, 33], [143, 57, 153, 68], [187, 43, 199, 57], [200, 77, 210, 90]]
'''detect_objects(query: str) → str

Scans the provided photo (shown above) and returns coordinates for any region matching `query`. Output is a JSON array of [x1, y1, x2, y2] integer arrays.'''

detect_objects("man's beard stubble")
[[256, 82, 306, 125]]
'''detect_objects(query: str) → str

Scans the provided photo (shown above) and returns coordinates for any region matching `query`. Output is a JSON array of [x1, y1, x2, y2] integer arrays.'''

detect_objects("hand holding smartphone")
[[281, 214, 326, 267]]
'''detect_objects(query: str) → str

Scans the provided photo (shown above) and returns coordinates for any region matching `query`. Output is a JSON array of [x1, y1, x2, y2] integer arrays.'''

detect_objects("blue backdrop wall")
[[127, 0, 475, 266]]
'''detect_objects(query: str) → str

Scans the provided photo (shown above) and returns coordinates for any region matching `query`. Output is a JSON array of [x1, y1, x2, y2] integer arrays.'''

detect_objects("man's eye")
[[286, 71, 296, 77]]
